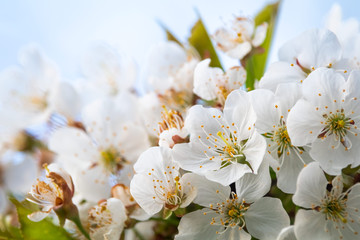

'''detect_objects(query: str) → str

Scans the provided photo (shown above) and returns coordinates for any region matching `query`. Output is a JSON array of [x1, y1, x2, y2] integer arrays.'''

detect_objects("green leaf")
[[158, 21, 184, 47], [188, 18, 223, 69], [245, 1, 281, 90], [10, 198, 74, 240]]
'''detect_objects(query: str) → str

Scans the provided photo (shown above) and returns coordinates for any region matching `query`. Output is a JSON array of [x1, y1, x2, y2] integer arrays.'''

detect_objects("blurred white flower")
[[0, 45, 60, 129], [213, 17, 268, 60], [175, 162, 289, 240], [287, 68, 360, 175], [193, 59, 246, 106], [49, 96, 149, 202], [80, 43, 137, 98], [173, 90, 266, 186], [293, 162, 360, 239], [0, 151, 37, 214], [144, 41, 199, 111], [130, 147, 196, 216], [88, 198, 127, 240]]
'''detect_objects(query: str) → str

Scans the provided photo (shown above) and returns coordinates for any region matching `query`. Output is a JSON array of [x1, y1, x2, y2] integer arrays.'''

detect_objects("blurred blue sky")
[[0, 0, 359, 79]]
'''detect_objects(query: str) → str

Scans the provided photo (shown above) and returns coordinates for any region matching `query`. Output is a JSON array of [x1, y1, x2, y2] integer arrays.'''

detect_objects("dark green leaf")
[[188, 18, 223, 69], [245, 1, 281, 90], [10, 198, 74, 240]]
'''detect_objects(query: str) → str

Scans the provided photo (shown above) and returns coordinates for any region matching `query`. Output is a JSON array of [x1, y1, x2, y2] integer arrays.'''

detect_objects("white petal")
[[345, 70, 360, 114], [221, 228, 251, 240], [179, 173, 198, 208], [75, 165, 111, 202], [224, 66, 246, 91], [49, 127, 98, 167], [302, 68, 346, 110], [279, 29, 342, 70], [172, 143, 221, 174], [3, 152, 37, 193], [130, 173, 163, 216], [286, 99, 323, 146], [275, 82, 303, 119], [245, 197, 290, 240], [276, 226, 296, 240], [175, 209, 221, 240], [235, 161, 271, 203], [183, 173, 230, 207], [292, 162, 327, 208], [28, 210, 51, 222], [206, 160, 253, 186], [310, 138, 353, 175], [294, 209, 329, 240], [347, 183, 360, 212], [193, 59, 223, 101], [49, 81, 81, 120], [249, 89, 280, 132], [223, 89, 256, 140], [277, 148, 311, 194], [252, 22, 268, 47], [259, 61, 306, 92], [242, 131, 266, 175], [185, 105, 223, 142], [226, 41, 252, 60]]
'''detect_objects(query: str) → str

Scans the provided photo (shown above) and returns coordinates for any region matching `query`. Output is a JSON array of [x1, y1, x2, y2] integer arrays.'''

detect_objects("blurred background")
[[0, 0, 359, 79]]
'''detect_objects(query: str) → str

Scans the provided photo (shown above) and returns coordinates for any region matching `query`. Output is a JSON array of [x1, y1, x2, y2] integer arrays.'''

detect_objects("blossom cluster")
[[0, 3, 360, 240]]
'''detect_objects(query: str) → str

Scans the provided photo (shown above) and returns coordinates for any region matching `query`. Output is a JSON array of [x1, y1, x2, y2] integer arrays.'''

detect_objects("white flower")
[[0, 45, 60, 129], [249, 83, 312, 193], [130, 147, 196, 216], [0, 151, 37, 214], [49, 96, 149, 202], [175, 162, 290, 240], [213, 17, 268, 60], [193, 59, 246, 105], [293, 162, 360, 240], [173, 90, 266, 186], [80, 43, 136, 97], [27, 163, 74, 222], [259, 29, 351, 91], [88, 198, 127, 240], [144, 41, 198, 110], [287, 68, 360, 175]]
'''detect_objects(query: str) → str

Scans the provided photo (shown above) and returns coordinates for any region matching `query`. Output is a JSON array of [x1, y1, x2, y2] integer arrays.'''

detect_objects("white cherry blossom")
[[130, 147, 196, 216], [287, 68, 360, 175], [293, 162, 360, 240], [213, 16, 268, 60], [193, 59, 246, 106], [88, 198, 127, 240], [173, 90, 266, 186], [175, 162, 289, 240], [49, 96, 149, 202]]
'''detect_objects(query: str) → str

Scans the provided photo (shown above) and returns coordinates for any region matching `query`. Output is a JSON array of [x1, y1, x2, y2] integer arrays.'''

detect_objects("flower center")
[[158, 89, 192, 111], [320, 197, 348, 223], [217, 131, 252, 171], [208, 193, 249, 232], [88, 201, 113, 231], [100, 148, 127, 174], [319, 111, 355, 149], [158, 106, 184, 134], [270, 125, 292, 158]]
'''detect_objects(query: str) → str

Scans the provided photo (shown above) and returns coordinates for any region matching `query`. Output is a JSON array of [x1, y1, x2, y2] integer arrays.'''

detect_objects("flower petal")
[[292, 162, 327, 208], [245, 197, 290, 240]]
